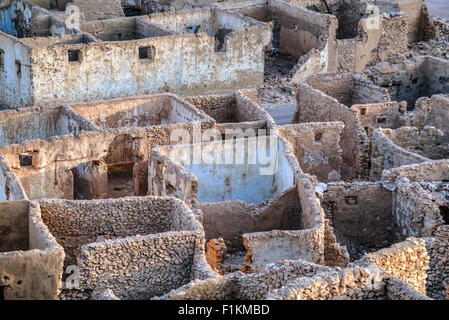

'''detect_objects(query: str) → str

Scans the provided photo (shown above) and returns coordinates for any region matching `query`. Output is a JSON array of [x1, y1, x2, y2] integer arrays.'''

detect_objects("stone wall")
[[0, 156, 27, 202], [70, 94, 212, 130], [356, 238, 429, 294], [155, 258, 334, 300], [370, 128, 429, 180], [0, 200, 64, 299], [365, 56, 449, 110], [39, 196, 215, 299], [294, 80, 370, 179], [279, 122, 344, 182], [0, 106, 97, 147], [322, 181, 396, 260]]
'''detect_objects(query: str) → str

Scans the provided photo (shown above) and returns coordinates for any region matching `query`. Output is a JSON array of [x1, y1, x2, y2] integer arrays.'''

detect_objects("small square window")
[[19, 153, 33, 167], [68, 50, 81, 62], [345, 196, 358, 205], [377, 116, 386, 124], [139, 46, 156, 61], [0, 49, 4, 71], [15, 60, 21, 78]]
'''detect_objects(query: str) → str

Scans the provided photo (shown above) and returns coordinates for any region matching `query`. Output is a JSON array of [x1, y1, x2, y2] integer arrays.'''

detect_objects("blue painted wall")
[[0, 3, 17, 37]]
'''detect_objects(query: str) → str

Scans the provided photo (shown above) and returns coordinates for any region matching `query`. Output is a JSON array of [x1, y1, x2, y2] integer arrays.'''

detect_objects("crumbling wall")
[[155, 258, 334, 300], [185, 91, 275, 127], [322, 182, 396, 260], [71, 0, 125, 21], [0, 106, 97, 147], [294, 80, 370, 179], [0, 32, 33, 108], [39, 196, 212, 299], [266, 264, 388, 300], [1, 6, 271, 108], [391, 0, 433, 42], [70, 94, 210, 129], [0, 156, 27, 202], [408, 95, 449, 138], [149, 136, 295, 204], [0, 201, 64, 300], [0, 109, 213, 200], [382, 161, 449, 299], [352, 101, 406, 138], [426, 226, 449, 299], [381, 126, 449, 160], [200, 187, 300, 252], [370, 128, 429, 180], [365, 57, 449, 110], [278, 122, 344, 182], [382, 160, 448, 238], [356, 238, 429, 295]]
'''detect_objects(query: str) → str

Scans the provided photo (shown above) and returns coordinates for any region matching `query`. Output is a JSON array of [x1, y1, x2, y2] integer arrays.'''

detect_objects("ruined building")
[[0, 0, 449, 301]]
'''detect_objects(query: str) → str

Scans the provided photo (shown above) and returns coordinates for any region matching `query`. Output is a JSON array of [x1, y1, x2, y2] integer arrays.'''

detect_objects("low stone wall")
[[39, 196, 215, 299], [0, 201, 64, 300], [266, 264, 387, 300], [371, 128, 429, 180], [155, 258, 334, 300], [0, 156, 27, 202], [69, 93, 213, 130], [356, 238, 429, 295], [425, 226, 449, 299]]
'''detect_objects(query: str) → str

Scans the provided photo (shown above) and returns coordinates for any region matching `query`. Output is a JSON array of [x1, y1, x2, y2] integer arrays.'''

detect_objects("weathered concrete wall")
[[25, 10, 270, 106], [0, 200, 64, 300], [279, 122, 345, 182]]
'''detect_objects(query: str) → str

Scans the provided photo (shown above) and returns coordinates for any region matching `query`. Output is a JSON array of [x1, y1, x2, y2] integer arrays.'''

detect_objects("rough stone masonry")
[[0, 0, 448, 300]]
